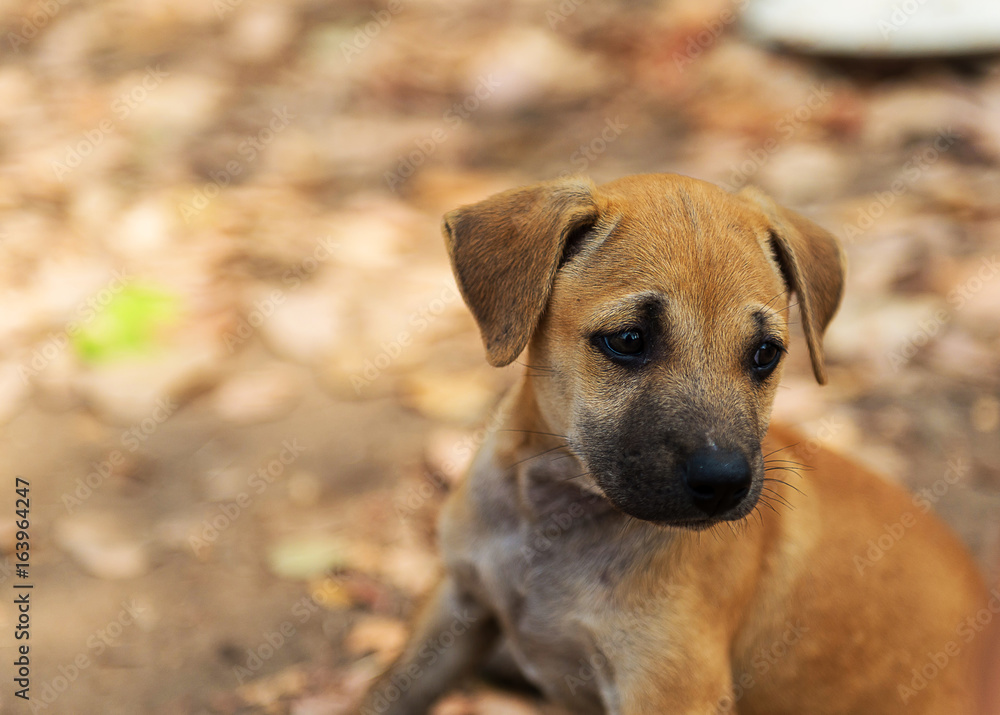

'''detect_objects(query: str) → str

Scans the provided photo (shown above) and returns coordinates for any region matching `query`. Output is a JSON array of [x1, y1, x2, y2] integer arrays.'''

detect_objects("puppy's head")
[[443, 174, 844, 528]]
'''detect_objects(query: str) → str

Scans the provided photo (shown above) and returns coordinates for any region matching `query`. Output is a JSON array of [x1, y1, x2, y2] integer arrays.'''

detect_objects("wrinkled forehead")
[[552, 180, 787, 317]]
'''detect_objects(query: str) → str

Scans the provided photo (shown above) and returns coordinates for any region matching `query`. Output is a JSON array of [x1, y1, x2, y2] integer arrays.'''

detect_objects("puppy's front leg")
[[358, 577, 499, 715]]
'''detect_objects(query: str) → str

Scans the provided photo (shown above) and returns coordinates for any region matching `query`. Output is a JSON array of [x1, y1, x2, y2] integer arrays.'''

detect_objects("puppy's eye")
[[751, 341, 782, 373], [602, 329, 645, 358]]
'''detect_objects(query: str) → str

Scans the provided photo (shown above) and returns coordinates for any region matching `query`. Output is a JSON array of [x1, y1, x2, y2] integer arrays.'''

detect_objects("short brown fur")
[[358, 174, 987, 715]]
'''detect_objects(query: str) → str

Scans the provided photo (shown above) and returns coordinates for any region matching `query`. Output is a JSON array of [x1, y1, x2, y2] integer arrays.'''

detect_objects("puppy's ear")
[[740, 187, 845, 385], [442, 177, 599, 367]]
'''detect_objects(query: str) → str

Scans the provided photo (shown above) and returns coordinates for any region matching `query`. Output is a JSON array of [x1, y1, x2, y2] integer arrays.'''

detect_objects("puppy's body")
[[441, 411, 984, 714], [442, 420, 981, 715], [361, 174, 987, 714]]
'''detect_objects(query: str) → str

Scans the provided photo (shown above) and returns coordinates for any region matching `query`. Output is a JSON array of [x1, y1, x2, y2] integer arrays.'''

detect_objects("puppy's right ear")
[[442, 177, 598, 367]]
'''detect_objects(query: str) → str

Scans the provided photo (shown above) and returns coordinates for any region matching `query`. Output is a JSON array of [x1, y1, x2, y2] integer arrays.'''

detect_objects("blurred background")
[[0, 0, 999, 712]]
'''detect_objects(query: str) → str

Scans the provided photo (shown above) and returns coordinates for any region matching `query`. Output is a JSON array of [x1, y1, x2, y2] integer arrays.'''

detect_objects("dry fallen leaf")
[[344, 615, 409, 665], [400, 369, 496, 423], [53, 511, 151, 580], [236, 666, 309, 708]]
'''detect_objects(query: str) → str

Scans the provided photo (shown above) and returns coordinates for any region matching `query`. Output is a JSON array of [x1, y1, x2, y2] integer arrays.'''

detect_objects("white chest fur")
[[438, 452, 634, 714]]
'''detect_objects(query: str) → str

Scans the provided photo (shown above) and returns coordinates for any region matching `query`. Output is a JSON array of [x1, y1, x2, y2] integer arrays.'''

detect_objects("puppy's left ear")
[[740, 187, 845, 385], [442, 176, 599, 367]]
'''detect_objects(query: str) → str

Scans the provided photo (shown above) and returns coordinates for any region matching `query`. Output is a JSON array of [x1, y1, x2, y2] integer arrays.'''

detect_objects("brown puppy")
[[359, 174, 987, 714]]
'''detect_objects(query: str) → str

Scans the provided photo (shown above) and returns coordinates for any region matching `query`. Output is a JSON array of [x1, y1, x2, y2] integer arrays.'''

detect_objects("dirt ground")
[[0, 0, 999, 713]]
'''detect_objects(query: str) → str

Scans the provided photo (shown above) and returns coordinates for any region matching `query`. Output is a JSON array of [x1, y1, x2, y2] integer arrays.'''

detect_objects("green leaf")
[[73, 285, 179, 363]]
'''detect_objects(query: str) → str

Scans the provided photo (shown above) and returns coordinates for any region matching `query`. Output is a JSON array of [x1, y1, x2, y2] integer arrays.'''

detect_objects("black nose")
[[683, 448, 752, 516]]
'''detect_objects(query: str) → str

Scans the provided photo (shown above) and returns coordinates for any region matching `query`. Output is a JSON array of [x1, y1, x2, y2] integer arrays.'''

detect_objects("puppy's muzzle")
[[682, 447, 752, 516]]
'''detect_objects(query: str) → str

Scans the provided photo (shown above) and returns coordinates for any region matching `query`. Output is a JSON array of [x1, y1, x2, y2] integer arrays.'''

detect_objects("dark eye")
[[602, 329, 645, 358], [752, 341, 782, 373]]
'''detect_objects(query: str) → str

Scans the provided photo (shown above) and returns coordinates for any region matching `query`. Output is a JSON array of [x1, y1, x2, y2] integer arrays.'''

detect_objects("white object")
[[741, 0, 1000, 56]]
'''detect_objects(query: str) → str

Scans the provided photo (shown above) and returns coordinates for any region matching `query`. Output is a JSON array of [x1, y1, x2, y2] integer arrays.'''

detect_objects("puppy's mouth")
[[605, 488, 761, 530], [651, 499, 760, 530], [587, 446, 765, 529], [604, 486, 762, 530]]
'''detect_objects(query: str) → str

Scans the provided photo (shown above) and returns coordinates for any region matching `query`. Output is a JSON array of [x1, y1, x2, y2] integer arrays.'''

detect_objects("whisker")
[[763, 290, 789, 310], [764, 460, 814, 472], [764, 466, 809, 479], [736, 517, 750, 537], [764, 460, 812, 468], [761, 486, 794, 509], [761, 483, 791, 498], [516, 360, 555, 372], [763, 477, 805, 496], [500, 429, 569, 441], [510, 444, 566, 467], [756, 497, 780, 515], [763, 443, 800, 459], [709, 522, 723, 543]]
